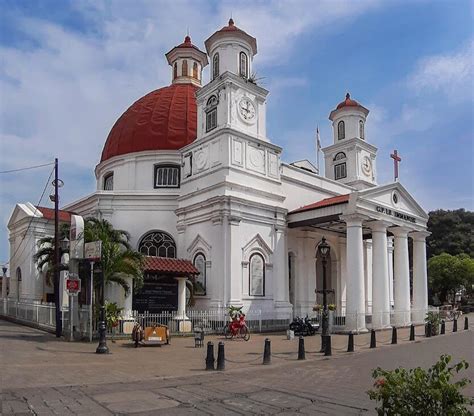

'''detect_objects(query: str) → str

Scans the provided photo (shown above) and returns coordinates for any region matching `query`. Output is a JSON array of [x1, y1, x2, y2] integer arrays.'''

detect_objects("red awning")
[[143, 257, 199, 275], [289, 194, 350, 214]]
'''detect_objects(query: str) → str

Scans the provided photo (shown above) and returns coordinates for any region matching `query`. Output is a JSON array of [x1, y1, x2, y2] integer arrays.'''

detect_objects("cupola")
[[329, 93, 369, 144], [165, 35, 208, 87], [204, 19, 257, 81]]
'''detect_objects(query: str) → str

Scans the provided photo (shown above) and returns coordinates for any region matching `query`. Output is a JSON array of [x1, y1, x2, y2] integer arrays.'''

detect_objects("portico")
[[288, 182, 430, 332]]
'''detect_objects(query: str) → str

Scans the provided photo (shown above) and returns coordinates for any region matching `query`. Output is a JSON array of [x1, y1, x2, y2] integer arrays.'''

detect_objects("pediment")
[[7, 203, 43, 229], [357, 182, 428, 220], [242, 233, 273, 261], [187, 234, 211, 255]]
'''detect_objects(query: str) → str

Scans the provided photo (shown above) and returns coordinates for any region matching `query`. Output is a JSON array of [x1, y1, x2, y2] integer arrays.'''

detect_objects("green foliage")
[[424, 311, 440, 335], [367, 354, 472, 415], [228, 305, 244, 319], [33, 223, 70, 286], [104, 301, 123, 330], [427, 209, 474, 258], [428, 253, 474, 303], [83, 218, 144, 296]]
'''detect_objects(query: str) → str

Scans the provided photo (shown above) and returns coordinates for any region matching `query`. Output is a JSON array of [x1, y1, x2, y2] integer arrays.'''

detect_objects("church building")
[[7, 20, 430, 332]]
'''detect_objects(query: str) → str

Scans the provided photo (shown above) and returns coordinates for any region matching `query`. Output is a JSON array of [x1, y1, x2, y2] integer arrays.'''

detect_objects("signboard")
[[132, 274, 178, 313], [375, 206, 416, 224], [66, 278, 81, 295], [84, 241, 102, 261], [69, 215, 85, 259]]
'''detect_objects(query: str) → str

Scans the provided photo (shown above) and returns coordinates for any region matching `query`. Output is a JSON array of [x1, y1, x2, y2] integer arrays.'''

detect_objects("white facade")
[[7, 20, 431, 331]]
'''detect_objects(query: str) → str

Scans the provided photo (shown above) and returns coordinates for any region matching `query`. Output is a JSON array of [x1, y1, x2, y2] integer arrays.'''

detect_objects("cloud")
[[407, 40, 473, 101]]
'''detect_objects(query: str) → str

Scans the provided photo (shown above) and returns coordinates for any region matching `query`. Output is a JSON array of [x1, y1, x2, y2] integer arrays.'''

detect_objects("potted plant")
[[425, 311, 441, 336], [328, 304, 336, 311], [312, 304, 322, 312], [105, 301, 123, 342]]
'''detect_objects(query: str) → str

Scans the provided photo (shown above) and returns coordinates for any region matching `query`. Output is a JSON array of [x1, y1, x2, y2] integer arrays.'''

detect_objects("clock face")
[[238, 98, 256, 121], [361, 156, 372, 176]]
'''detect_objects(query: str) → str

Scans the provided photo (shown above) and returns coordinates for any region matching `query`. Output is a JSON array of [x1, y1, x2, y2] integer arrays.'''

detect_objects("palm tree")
[[34, 223, 70, 287], [83, 218, 143, 296]]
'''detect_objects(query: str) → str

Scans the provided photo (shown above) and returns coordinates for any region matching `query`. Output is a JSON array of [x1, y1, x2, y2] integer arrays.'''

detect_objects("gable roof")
[[289, 194, 350, 214], [143, 257, 199, 275]]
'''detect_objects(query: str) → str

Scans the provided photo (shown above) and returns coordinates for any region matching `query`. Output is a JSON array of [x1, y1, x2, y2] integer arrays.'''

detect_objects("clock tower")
[[322, 93, 377, 190]]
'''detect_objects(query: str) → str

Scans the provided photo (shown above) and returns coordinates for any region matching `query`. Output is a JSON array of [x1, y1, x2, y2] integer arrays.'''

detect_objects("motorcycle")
[[289, 315, 319, 336]]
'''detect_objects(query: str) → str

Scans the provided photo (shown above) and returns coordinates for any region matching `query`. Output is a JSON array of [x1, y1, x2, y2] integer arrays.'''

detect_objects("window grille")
[[103, 173, 114, 190], [154, 165, 180, 188], [138, 231, 176, 258]]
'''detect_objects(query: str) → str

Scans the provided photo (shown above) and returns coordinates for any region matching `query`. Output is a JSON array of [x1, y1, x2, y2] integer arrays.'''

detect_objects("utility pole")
[[54, 158, 62, 337]]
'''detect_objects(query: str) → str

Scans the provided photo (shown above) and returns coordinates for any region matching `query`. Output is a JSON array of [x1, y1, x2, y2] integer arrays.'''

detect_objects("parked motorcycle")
[[289, 316, 319, 336]]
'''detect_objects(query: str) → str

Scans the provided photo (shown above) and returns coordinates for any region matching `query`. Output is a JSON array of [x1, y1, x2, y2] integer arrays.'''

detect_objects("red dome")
[[336, 93, 361, 109], [100, 84, 199, 162]]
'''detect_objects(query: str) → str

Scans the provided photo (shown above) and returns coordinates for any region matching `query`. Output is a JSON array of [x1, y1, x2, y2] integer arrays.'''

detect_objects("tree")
[[33, 223, 70, 287], [428, 253, 474, 303], [427, 209, 474, 258], [83, 218, 143, 296]]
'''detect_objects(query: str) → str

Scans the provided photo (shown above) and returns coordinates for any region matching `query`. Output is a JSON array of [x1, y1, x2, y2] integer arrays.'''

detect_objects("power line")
[[8, 166, 55, 267], [0, 162, 54, 174]]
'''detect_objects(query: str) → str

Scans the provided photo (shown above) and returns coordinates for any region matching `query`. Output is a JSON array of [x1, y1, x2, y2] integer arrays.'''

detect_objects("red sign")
[[66, 279, 81, 294]]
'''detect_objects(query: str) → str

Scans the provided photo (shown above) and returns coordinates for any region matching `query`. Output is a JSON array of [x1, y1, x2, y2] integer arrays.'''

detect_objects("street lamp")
[[96, 265, 109, 354], [317, 237, 331, 355]]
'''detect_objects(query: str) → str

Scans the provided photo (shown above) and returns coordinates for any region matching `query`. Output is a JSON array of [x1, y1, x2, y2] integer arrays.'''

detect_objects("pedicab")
[[132, 322, 170, 347]]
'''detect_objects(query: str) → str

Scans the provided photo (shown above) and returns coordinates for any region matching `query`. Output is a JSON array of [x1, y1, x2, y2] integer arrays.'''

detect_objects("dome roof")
[[336, 93, 361, 109], [100, 84, 199, 163]]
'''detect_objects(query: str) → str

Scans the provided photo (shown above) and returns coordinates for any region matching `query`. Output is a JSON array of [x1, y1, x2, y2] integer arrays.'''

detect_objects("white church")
[[7, 19, 431, 332]]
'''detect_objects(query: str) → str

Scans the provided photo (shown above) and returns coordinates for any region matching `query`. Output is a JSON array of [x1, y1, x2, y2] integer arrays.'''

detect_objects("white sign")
[[69, 215, 85, 259], [84, 241, 102, 261]]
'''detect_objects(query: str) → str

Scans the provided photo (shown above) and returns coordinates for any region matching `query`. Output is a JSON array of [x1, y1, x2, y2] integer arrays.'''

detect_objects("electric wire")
[[7, 167, 55, 267], [0, 162, 54, 174]]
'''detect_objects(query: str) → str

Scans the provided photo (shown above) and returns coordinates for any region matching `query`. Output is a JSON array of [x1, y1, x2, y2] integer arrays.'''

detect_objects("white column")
[[387, 237, 394, 308], [391, 227, 411, 326], [123, 277, 133, 318], [411, 231, 430, 324], [364, 240, 372, 314], [176, 277, 188, 320], [370, 221, 391, 329], [342, 215, 367, 332], [338, 237, 347, 315]]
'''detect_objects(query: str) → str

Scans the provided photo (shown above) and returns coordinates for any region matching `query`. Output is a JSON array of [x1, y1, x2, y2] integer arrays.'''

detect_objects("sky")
[[1, 0, 473, 266]]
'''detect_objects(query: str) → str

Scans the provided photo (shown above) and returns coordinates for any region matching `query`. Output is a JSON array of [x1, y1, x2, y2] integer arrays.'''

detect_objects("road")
[[1, 318, 472, 415]]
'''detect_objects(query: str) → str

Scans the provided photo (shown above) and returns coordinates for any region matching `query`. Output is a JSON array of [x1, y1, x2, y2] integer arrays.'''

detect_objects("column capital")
[[340, 213, 370, 227], [410, 230, 431, 242], [389, 226, 412, 237], [367, 220, 392, 232]]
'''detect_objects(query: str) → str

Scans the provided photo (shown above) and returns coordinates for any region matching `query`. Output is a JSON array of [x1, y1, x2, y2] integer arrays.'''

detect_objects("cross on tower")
[[390, 149, 402, 181]]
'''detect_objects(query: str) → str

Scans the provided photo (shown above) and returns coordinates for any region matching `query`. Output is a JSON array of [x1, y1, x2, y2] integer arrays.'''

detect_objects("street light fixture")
[[317, 237, 331, 355]]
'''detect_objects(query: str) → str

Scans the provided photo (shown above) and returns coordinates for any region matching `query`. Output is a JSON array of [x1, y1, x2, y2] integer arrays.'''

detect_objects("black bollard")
[[441, 320, 445, 335], [370, 329, 376, 349], [426, 322, 432, 338], [263, 338, 271, 365], [216, 342, 225, 371], [205, 341, 215, 370], [391, 327, 397, 345], [324, 335, 332, 356], [409, 324, 415, 341], [453, 319, 457, 333], [347, 333, 354, 352], [464, 316, 468, 330], [298, 336, 305, 360]]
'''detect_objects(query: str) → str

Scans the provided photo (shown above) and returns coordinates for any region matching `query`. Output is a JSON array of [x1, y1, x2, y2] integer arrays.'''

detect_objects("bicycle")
[[224, 313, 250, 341]]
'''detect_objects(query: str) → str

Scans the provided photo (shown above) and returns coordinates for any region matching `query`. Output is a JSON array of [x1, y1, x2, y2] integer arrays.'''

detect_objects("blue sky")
[[1, 0, 473, 266]]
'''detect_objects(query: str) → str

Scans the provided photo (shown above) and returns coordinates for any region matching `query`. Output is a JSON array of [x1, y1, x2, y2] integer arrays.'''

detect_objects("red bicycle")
[[224, 313, 250, 341]]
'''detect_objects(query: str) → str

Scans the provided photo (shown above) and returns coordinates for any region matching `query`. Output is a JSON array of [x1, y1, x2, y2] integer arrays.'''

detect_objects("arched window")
[[338, 121, 345, 140], [206, 95, 218, 132], [359, 120, 364, 139], [333, 152, 346, 161], [182, 60, 188, 77], [103, 172, 114, 190], [193, 62, 198, 79], [173, 62, 178, 80], [212, 53, 219, 80], [154, 164, 180, 188], [138, 231, 176, 258], [249, 253, 265, 296], [193, 253, 206, 295], [239, 52, 248, 78], [16, 267, 21, 300]]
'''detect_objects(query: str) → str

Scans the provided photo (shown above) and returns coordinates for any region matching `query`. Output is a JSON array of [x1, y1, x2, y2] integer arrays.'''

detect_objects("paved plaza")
[[1, 318, 473, 415]]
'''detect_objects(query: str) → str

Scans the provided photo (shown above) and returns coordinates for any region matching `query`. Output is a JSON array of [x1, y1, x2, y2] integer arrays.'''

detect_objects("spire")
[[228, 17, 235, 26], [346, 92, 350, 99]]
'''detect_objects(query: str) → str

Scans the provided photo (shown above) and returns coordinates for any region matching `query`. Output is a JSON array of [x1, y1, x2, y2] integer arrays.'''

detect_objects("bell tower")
[[322, 93, 377, 190]]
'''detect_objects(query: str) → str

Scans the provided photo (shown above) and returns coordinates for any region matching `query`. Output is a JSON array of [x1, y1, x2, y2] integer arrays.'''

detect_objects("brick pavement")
[[1, 318, 473, 415]]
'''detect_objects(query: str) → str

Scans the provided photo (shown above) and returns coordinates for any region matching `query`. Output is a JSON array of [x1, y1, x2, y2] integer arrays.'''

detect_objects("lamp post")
[[317, 237, 331, 354], [96, 266, 109, 354]]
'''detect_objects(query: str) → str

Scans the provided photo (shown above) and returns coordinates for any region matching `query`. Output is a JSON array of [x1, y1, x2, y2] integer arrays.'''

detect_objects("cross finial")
[[390, 149, 402, 181]]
